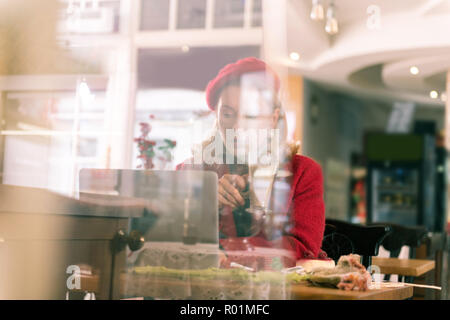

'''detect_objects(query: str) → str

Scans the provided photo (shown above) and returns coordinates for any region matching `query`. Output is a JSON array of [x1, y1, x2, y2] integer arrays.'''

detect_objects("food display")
[[296, 258, 336, 272], [125, 266, 298, 300], [306, 254, 372, 291], [123, 254, 373, 299]]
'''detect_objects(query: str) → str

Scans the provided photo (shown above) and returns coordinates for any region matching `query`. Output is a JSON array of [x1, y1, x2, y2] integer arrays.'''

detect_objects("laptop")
[[78, 169, 219, 245]]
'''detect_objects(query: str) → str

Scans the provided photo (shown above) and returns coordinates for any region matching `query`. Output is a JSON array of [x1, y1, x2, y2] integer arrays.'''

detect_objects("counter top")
[[372, 257, 435, 277], [0, 184, 148, 218], [73, 273, 414, 300]]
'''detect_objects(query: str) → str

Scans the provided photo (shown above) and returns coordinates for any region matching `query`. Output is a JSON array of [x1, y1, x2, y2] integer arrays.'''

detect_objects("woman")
[[177, 57, 327, 269]]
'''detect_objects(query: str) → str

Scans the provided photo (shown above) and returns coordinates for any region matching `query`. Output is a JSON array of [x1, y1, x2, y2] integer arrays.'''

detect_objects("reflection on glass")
[[236, 71, 286, 240], [252, 0, 262, 27], [140, 0, 170, 31], [177, 0, 207, 29], [133, 89, 215, 170], [59, 0, 121, 34], [214, 0, 245, 28], [2, 92, 107, 195], [77, 137, 98, 157], [247, 162, 277, 236]]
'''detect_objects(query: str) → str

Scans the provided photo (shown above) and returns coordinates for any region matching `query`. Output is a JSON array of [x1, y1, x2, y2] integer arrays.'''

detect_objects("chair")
[[368, 223, 428, 258], [322, 219, 392, 268], [367, 223, 428, 283]]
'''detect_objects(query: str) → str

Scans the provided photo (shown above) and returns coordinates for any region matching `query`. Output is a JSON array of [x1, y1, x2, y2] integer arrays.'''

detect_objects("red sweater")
[[176, 155, 326, 266]]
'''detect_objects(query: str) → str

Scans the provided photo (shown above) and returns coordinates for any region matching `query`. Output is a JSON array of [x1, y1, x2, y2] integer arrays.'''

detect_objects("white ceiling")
[[274, 0, 450, 106]]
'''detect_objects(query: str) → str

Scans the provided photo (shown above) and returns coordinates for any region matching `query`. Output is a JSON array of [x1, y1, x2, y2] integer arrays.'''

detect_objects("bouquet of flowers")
[[134, 115, 177, 170], [157, 139, 177, 169]]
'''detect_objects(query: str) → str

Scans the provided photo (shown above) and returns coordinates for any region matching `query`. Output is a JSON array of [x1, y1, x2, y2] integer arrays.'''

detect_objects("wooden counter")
[[94, 273, 414, 300], [290, 284, 413, 300]]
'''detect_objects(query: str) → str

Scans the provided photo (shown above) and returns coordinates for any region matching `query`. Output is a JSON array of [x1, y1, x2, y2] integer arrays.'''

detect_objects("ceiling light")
[[289, 52, 300, 61], [409, 66, 419, 75], [181, 45, 190, 53], [430, 90, 438, 99], [325, 2, 338, 35], [310, 0, 325, 21], [441, 93, 447, 102]]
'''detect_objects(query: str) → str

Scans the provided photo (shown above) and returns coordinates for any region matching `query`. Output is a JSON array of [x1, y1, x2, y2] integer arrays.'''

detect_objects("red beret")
[[205, 57, 280, 110]]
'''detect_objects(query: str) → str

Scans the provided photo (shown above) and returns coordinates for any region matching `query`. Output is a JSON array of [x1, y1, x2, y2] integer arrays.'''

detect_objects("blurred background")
[[0, 0, 449, 297]]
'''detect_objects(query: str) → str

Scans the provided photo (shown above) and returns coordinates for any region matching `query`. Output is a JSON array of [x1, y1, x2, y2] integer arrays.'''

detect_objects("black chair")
[[322, 219, 392, 268], [368, 223, 428, 258], [367, 223, 428, 283]]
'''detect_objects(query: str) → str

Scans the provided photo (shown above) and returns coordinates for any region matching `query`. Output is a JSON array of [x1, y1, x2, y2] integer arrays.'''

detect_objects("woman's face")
[[217, 85, 241, 133], [217, 84, 282, 158], [217, 85, 279, 131]]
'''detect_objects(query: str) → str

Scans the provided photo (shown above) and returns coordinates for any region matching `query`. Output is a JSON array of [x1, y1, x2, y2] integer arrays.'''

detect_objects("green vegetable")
[[132, 266, 310, 285]]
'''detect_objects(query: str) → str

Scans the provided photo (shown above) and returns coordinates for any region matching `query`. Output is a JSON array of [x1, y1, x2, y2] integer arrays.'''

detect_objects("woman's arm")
[[178, 156, 326, 267], [285, 156, 326, 260], [219, 156, 326, 267]]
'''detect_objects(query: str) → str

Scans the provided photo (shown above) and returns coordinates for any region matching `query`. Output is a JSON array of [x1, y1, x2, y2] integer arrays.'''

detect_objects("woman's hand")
[[218, 174, 247, 209]]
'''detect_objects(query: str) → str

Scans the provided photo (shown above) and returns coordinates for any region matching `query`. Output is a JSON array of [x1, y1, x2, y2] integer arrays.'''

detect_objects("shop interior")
[[0, 0, 449, 300]]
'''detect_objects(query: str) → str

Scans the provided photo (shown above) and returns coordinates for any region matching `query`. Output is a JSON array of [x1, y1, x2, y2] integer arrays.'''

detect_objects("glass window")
[[133, 89, 214, 170], [177, 0, 207, 29], [59, 0, 121, 34], [2, 91, 108, 196], [214, 0, 245, 28], [252, 0, 262, 27], [140, 0, 170, 31], [100, 0, 121, 33]]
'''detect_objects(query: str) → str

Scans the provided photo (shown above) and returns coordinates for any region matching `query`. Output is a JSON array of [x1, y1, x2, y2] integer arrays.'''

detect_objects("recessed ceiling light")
[[409, 66, 419, 75], [430, 90, 438, 99], [289, 52, 300, 61], [181, 45, 190, 53]]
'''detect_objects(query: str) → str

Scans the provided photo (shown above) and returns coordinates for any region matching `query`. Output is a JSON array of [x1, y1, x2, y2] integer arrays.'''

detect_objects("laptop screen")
[[79, 169, 219, 244]]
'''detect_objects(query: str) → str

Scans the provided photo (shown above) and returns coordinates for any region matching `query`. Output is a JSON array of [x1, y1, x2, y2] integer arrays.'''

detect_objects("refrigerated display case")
[[369, 166, 420, 226], [366, 133, 439, 231]]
